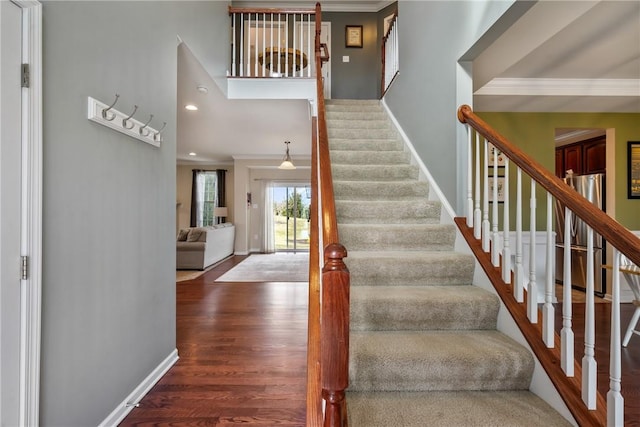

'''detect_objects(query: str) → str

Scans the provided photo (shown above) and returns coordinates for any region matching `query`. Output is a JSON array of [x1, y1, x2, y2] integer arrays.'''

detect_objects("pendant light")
[[278, 141, 296, 170]]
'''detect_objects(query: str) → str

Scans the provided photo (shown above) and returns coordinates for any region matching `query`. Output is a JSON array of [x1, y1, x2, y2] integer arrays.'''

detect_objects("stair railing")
[[381, 11, 398, 97], [228, 6, 316, 78], [307, 4, 350, 427], [458, 105, 640, 426]]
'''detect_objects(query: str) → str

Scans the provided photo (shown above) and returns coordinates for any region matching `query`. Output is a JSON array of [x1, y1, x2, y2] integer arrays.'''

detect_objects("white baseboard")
[[98, 349, 179, 427], [235, 250, 249, 255]]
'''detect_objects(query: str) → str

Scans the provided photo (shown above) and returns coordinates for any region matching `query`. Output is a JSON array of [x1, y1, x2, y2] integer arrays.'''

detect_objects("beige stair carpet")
[[326, 99, 571, 426]]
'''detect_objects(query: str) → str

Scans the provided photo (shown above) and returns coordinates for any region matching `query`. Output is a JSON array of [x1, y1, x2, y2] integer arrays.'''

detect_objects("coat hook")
[[139, 114, 154, 137], [102, 94, 120, 121], [154, 122, 166, 142], [122, 105, 138, 129]]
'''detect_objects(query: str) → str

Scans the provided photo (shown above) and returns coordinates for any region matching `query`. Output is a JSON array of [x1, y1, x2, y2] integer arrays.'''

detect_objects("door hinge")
[[21, 256, 28, 280], [21, 64, 30, 88]]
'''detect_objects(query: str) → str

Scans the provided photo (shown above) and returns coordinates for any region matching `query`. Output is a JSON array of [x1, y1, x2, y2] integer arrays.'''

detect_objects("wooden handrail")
[[307, 4, 349, 427], [458, 105, 640, 268], [228, 6, 315, 14], [380, 11, 398, 98], [382, 11, 398, 42]]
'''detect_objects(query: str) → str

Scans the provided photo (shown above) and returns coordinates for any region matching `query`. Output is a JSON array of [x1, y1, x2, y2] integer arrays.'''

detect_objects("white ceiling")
[[177, 0, 640, 164]]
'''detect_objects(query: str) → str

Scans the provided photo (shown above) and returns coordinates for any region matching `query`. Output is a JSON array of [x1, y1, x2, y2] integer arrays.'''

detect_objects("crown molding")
[[475, 78, 640, 97], [231, 1, 394, 13]]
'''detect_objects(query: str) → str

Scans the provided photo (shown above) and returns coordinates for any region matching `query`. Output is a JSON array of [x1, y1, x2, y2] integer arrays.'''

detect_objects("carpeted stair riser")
[[350, 286, 499, 331], [329, 139, 403, 152], [349, 331, 534, 392], [345, 251, 474, 287], [329, 127, 397, 139], [339, 224, 455, 251], [327, 118, 391, 130], [346, 391, 572, 427], [330, 150, 410, 165], [332, 164, 418, 181], [326, 111, 388, 121], [335, 200, 442, 224], [334, 181, 429, 200]]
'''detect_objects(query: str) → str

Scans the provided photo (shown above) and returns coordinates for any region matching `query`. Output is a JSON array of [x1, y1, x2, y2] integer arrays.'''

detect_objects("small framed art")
[[628, 141, 640, 199], [345, 25, 363, 48]]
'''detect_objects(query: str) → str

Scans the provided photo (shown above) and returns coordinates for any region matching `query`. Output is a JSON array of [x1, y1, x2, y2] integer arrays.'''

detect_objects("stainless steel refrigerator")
[[555, 173, 605, 295]]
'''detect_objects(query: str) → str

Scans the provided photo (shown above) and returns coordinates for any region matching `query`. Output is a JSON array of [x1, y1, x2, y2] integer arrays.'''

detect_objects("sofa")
[[176, 223, 235, 270]]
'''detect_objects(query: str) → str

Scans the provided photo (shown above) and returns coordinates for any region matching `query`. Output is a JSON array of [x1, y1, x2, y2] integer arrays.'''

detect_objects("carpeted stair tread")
[[350, 285, 499, 331], [346, 251, 474, 286], [346, 390, 572, 427], [329, 139, 403, 151], [335, 199, 441, 224], [334, 180, 429, 200], [339, 223, 455, 251], [349, 330, 534, 392], [332, 164, 418, 181], [330, 150, 409, 165]]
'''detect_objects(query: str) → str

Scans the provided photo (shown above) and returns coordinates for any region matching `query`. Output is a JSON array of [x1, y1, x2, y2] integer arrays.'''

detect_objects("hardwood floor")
[[120, 256, 308, 426], [120, 255, 640, 425]]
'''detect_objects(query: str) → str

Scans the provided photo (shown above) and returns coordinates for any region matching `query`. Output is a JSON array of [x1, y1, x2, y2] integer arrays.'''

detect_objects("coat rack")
[[87, 95, 165, 147]]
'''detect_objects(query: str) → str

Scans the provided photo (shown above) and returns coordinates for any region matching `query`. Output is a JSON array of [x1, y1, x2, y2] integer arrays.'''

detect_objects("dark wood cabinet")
[[555, 136, 606, 178]]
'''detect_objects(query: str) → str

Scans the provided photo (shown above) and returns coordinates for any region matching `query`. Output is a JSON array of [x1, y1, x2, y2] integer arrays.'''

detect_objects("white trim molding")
[[13, 1, 43, 426], [476, 78, 640, 97], [98, 349, 179, 427]]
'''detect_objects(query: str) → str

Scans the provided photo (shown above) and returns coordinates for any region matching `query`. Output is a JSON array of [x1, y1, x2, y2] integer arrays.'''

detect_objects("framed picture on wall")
[[628, 141, 640, 199], [488, 176, 506, 203], [488, 143, 506, 167], [345, 25, 363, 48]]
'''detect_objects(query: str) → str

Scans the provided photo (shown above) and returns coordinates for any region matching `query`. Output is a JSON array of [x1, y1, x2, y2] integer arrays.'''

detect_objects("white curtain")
[[195, 173, 206, 227], [262, 181, 276, 253]]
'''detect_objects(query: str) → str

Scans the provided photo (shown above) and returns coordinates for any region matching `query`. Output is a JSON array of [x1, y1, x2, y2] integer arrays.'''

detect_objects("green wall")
[[478, 112, 640, 230]]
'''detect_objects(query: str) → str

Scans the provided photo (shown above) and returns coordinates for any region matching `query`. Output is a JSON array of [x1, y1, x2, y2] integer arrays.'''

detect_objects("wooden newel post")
[[321, 242, 350, 427]]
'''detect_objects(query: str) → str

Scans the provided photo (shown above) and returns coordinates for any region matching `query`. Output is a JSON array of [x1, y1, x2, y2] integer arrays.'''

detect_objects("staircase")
[[325, 99, 572, 426]]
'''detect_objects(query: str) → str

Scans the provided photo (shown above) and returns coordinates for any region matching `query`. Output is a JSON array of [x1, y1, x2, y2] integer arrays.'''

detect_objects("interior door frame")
[[3, 1, 43, 425]]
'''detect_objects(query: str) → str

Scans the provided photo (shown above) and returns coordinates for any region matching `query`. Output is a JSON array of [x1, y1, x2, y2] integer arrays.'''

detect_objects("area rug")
[[215, 253, 309, 282]]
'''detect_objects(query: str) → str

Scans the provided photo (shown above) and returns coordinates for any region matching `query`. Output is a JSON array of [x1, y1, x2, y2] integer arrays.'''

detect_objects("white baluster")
[[561, 206, 574, 376], [514, 168, 524, 303], [254, 14, 259, 77], [491, 148, 500, 267], [466, 127, 473, 227], [528, 180, 537, 323], [240, 13, 245, 77], [543, 192, 554, 347], [270, 14, 274, 76], [502, 160, 511, 284], [232, 13, 237, 76], [608, 248, 624, 426], [277, 14, 282, 75], [474, 133, 481, 240], [482, 139, 490, 253], [307, 14, 311, 78], [285, 14, 289, 76], [262, 13, 266, 77], [582, 176, 597, 409]]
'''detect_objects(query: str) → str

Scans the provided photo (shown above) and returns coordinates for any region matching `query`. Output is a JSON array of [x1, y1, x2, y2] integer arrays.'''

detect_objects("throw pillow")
[[186, 228, 204, 242], [177, 229, 189, 241]]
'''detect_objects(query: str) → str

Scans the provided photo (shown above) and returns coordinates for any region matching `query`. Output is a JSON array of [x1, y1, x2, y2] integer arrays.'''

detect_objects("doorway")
[[272, 185, 310, 253]]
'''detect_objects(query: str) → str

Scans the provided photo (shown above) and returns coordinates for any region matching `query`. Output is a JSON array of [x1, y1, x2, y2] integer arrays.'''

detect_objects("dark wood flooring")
[[120, 256, 308, 426], [120, 255, 640, 426]]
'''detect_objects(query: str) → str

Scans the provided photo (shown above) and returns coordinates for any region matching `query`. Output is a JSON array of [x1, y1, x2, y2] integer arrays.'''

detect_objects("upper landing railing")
[[228, 7, 318, 78], [458, 105, 640, 426]]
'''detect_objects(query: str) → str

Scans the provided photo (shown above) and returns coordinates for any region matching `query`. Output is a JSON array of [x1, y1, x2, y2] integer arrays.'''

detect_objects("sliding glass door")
[[272, 185, 310, 252]]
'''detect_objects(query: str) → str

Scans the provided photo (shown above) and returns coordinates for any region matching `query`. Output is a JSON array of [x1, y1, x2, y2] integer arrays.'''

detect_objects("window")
[[194, 171, 218, 227]]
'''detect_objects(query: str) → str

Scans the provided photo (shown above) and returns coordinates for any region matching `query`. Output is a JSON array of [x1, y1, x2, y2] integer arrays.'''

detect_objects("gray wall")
[[384, 0, 514, 213], [324, 11, 380, 100], [40, 2, 229, 425]]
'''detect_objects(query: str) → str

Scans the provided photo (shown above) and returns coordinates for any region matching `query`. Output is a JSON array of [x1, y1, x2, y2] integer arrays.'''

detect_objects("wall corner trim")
[[98, 349, 179, 427]]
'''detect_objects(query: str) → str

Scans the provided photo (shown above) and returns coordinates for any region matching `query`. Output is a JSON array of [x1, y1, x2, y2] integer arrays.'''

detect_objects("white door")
[[0, 1, 24, 425], [298, 21, 331, 99]]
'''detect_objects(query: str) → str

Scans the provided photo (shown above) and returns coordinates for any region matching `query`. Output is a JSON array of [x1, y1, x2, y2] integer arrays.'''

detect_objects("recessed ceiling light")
[[189, 152, 197, 156], [197, 85, 209, 94], [185, 104, 198, 111]]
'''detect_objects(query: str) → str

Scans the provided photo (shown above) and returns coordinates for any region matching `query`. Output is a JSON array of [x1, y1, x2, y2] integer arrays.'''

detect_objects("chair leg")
[[623, 307, 640, 347]]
